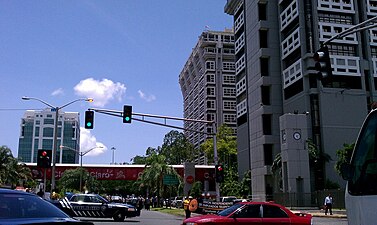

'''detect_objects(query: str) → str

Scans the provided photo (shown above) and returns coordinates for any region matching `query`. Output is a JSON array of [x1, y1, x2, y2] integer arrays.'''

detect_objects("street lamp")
[[22, 96, 93, 190], [60, 145, 103, 192], [111, 147, 116, 165]]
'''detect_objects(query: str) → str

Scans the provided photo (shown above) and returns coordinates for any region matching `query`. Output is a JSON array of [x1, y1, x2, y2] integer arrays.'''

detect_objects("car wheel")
[[113, 210, 125, 222]]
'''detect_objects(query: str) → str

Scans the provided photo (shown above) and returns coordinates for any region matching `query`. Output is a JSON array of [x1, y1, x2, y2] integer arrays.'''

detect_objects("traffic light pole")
[[213, 123, 220, 202], [89, 107, 221, 200], [318, 15, 377, 101]]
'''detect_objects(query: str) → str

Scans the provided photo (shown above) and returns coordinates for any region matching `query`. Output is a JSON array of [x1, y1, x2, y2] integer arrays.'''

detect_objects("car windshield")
[[0, 193, 68, 218], [217, 203, 243, 216]]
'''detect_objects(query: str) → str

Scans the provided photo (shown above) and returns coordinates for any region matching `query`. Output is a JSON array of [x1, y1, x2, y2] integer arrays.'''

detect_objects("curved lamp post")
[[60, 145, 103, 192], [22, 96, 93, 190]]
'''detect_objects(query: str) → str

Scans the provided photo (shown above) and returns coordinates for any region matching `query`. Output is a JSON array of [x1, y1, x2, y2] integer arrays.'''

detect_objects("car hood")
[[108, 202, 136, 208], [0, 217, 94, 224], [184, 214, 223, 223]]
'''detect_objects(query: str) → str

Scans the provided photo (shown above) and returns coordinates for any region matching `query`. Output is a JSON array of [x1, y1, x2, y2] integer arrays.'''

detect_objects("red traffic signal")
[[215, 164, 224, 183], [37, 149, 52, 168]]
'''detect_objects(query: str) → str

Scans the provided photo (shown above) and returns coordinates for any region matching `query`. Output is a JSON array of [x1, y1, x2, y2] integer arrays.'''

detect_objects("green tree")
[[335, 143, 354, 177], [220, 165, 241, 196], [138, 153, 181, 200], [58, 167, 101, 193], [160, 130, 197, 164], [0, 145, 32, 188], [201, 124, 237, 167], [190, 181, 202, 198], [239, 170, 251, 197], [131, 155, 147, 164]]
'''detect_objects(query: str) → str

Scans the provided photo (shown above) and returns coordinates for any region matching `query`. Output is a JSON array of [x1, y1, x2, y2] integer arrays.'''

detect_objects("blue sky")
[[0, 1, 232, 164]]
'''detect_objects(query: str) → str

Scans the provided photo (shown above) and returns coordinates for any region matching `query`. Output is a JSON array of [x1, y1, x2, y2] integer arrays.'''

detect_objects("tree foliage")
[[335, 143, 354, 177], [0, 145, 32, 188], [58, 167, 101, 193], [138, 152, 182, 199], [160, 130, 197, 164], [201, 125, 237, 167]]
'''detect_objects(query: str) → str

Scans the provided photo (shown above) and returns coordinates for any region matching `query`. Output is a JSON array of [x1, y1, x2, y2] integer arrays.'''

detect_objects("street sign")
[[163, 175, 179, 185]]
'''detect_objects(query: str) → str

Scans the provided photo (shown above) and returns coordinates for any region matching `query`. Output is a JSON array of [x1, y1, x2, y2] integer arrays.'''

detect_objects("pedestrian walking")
[[324, 194, 333, 215]]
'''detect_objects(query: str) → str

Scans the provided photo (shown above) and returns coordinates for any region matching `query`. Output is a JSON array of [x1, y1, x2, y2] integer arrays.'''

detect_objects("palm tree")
[[138, 153, 180, 201], [0, 145, 32, 187]]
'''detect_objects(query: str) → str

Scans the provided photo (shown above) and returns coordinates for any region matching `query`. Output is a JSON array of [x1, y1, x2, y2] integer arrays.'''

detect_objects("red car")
[[182, 201, 313, 225]]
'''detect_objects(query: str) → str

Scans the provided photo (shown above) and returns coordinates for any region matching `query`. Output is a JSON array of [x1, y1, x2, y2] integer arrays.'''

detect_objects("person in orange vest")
[[183, 196, 192, 218]]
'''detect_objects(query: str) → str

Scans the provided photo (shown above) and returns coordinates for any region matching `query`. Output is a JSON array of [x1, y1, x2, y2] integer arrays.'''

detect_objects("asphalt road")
[[77, 210, 348, 225]]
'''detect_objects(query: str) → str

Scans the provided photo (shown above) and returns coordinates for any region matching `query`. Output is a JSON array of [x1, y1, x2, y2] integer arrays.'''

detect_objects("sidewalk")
[[291, 208, 347, 218]]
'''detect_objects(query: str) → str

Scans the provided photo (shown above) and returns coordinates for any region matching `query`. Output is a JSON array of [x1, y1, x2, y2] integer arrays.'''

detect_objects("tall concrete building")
[[225, 0, 376, 200], [179, 30, 237, 160], [18, 109, 81, 164]]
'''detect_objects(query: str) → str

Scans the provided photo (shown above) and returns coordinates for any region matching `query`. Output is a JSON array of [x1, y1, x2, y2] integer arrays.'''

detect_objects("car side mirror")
[[341, 163, 354, 181]]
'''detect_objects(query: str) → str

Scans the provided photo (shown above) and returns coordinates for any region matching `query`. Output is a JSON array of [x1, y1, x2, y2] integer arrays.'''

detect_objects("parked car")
[[0, 188, 93, 224], [171, 196, 183, 208], [182, 201, 313, 225], [219, 196, 237, 203], [68, 193, 140, 222]]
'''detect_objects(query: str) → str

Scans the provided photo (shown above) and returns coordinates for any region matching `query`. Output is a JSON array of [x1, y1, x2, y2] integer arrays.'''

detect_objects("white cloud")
[[51, 88, 64, 96], [138, 90, 156, 102], [74, 78, 126, 107], [80, 128, 107, 156]]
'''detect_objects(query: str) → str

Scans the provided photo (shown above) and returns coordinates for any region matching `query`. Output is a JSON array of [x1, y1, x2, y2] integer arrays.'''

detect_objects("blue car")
[[0, 188, 93, 225]]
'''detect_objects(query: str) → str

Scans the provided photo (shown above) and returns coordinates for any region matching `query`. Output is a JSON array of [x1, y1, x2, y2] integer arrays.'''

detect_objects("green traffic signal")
[[123, 105, 132, 123], [85, 110, 94, 129]]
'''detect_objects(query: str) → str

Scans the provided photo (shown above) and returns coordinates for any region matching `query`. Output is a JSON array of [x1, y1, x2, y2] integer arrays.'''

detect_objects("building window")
[[44, 118, 54, 125], [207, 74, 215, 83], [223, 75, 236, 84], [260, 30, 268, 48], [261, 85, 271, 105], [36, 120, 40, 125], [224, 101, 236, 110], [35, 127, 40, 137], [43, 127, 54, 137], [264, 144, 273, 166], [223, 62, 235, 71], [261, 57, 269, 76], [207, 113, 215, 121], [207, 87, 215, 96], [258, 2, 267, 21], [224, 114, 236, 123], [262, 114, 272, 135], [224, 88, 236, 96], [206, 61, 215, 70], [207, 100, 215, 109]]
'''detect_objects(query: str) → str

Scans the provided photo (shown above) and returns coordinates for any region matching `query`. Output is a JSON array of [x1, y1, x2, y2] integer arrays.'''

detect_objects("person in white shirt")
[[324, 194, 333, 215]]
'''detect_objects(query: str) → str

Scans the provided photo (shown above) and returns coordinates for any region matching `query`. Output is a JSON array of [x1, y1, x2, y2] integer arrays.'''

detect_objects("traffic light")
[[85, 110, 94, 129], [123, 105, 132, 123], [215, 164, 225, 183], [37, 150, 52, 168], [313, 45, 333, 80]]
